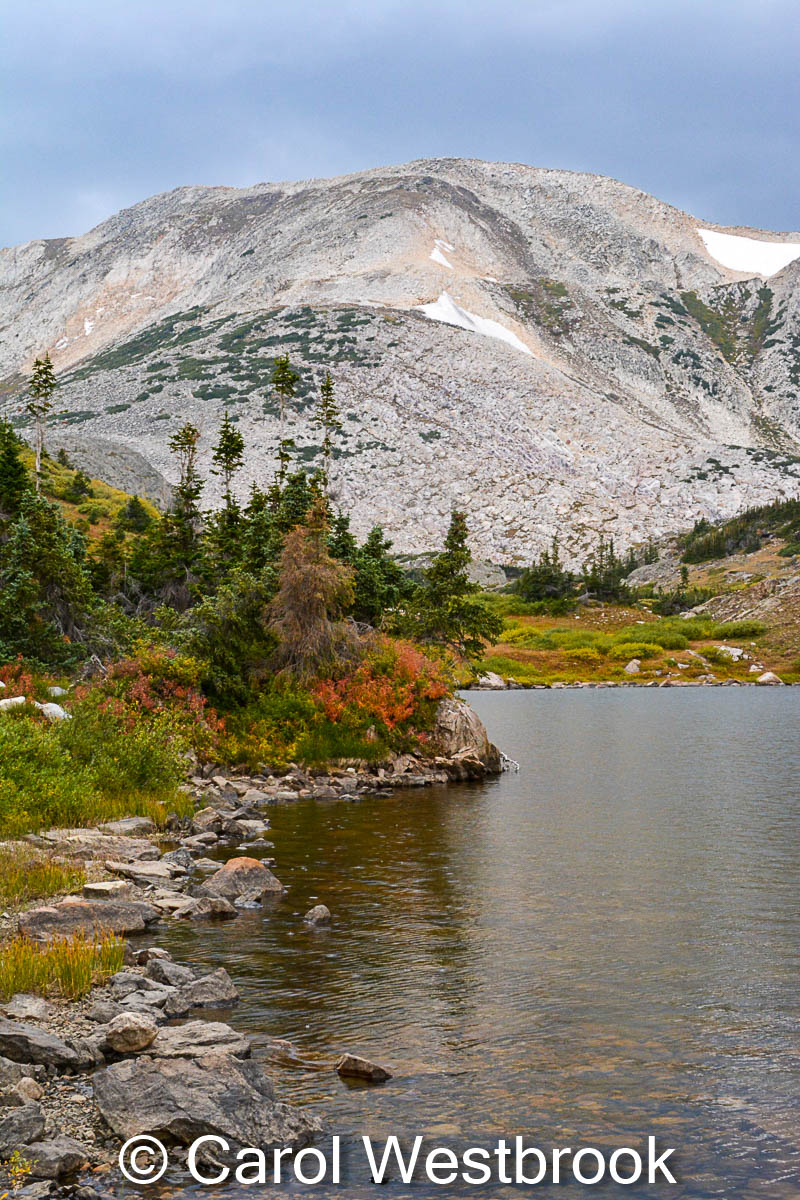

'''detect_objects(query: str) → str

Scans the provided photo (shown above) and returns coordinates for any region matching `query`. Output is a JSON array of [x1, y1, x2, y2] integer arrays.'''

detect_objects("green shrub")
[[607, 642, 659, 661], [712, 620, 766, 639], [564, 647, 604, 665]]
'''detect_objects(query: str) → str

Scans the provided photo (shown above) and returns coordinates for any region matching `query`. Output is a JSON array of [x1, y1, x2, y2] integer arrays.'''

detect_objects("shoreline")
[[0, 699, 502, 1195]]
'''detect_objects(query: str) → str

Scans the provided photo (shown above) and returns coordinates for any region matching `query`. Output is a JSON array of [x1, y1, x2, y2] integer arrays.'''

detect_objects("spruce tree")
[[0, 420, 30, 518], [352, 525, 408, 625], [271, 355, 300, 484], [206, 412, 247, 573], [405, 511, 502, 658], [26, 353, 57, 491], [313, 371, 342, 493], [210, 411, 245, 510]]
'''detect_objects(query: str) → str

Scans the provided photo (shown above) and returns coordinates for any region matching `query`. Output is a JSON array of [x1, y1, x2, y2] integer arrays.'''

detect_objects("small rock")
[[1, 995, 52, 1022], [176, 968, 239, 1010], [304, 904, 331, 926], [12, 1077, 45, 1103], [99, 817, 156, 836], [335, 1053, 392, 1084], [623, 659, 641, 675], [146, 959, 194, 988], [27, 1136, 90, 1179], [0, 1103, 46, 1156], [81, 880, 133, 900], [104, 1012, 158, 1054], [149, 1020, 250, 1059], [171, 896, 238, 920]]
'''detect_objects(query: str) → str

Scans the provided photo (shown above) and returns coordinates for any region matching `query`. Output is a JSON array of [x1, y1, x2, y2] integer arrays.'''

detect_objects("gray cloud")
[[1, 0, 798, 246]]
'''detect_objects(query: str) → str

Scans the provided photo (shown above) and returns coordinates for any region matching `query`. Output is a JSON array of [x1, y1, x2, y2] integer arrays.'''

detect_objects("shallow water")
[[156, 689, 800, 1198]]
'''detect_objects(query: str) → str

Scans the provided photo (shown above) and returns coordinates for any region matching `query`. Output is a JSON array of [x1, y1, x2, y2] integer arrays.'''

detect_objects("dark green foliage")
[[402, 511, 502, 659], [0, 421, 31, 518], [115, 495, 152, 533], [313, 371, 342, 490], [26, 353, 57, 488], [582, 538, 631, 603], [352, 526, 410, 625], [187, 569, 277, 703], [64, 469, 94, 503], [515, 539, 574, 605], [0, 493, 94, 665], [681, 497, 800, 563]]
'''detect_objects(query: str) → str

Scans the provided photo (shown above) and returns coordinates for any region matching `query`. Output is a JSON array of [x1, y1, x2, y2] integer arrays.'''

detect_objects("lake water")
[[160, 689, 800, 1198]]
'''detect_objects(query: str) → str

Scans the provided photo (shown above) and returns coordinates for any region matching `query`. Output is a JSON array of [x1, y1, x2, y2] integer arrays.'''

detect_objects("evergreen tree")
[[166, 422, 204, 568], [404, 511, 502, 658], [0, 493, 94, 664], [313, 371, 342, 493], [581, 537, 630, 603], [210, 411, 245, 510], [352, 526, 408, 625], [515, 538, 574, 604], [26, 354, 57, 491], [0, 420, 30, 519], [206, 412, 247, 574], [115, 495, 152, 533], [271, 355, 300, 484]]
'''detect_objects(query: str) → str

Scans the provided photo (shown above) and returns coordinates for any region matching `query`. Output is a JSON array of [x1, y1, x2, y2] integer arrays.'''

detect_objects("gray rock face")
[[0, 1103, 46, 1156], [2, 158, 800, 564], [18, 897, 159, 940], [432, 697, 502, 778], [93, 1053, 321, 1151], [26, 1136, 89, 1178], [0, 1020, 84, 1069]]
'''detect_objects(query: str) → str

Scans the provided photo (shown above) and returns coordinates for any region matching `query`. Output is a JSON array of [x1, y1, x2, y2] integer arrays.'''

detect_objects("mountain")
[[2, 157, 800, 564]]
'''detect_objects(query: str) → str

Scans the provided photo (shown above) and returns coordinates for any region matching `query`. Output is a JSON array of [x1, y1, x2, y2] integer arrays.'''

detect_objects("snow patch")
[[697, 228, 800, 276], [418, 292, 533, 357], [83, 318, 94, 336], [430, 239, 455, 269], [55, 338, 68, 350]]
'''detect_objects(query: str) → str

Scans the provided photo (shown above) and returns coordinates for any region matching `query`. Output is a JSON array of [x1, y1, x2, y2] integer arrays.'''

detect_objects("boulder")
[[0, 1055, 35, 1087], [99, 817, 156, 837], [0, 1020, 84, 1069], [192, 808, 225, 835], [0, 1104, 46, 1156], [19, 897, 158, 941], [81, 880, 133, 900], [624, 659, 641, 675], [93, 1053, 321, 1151], [104, 1012, 158, 1054], [0, 696, 27, 712], [335, 1053, 392, 1084], [148, 1020, 250, 1059], [170, 896, 237, 920], [86, 1000, 122, 1025], [33, 702, 71, 723], [203, 857, 284, 900], [757, 671, 784, 685], [175, 968, 239, 1010], [105, 859, 185, 887], [474, 672, 506, 690], [26, 1137, 89, 1178], [304, 905, 331, 926], [430, 697, 502, 779], [240, 788, 270, 807], [37, 828, 159, 862], [9, 1077, 44, 1104], [146, 959, 194, 988]]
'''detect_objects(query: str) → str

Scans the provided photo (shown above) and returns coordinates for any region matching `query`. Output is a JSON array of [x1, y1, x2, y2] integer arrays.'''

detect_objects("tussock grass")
[[0, 847, 84, 907], [0, 931, 124, 1000]]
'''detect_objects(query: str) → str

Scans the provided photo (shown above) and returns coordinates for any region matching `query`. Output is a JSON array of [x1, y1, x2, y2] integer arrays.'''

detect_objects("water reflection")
[[157, 689, 800, 1197]]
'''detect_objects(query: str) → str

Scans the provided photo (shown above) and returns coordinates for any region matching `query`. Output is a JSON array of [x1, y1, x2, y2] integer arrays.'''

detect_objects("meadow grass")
[[0, 931, 124, 1000], [0, 846, 84, 907]]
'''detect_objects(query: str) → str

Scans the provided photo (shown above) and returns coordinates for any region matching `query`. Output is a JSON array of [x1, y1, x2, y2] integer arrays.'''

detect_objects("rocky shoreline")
[[469, 671, 793, 690], [0, 697, 501, 1196]]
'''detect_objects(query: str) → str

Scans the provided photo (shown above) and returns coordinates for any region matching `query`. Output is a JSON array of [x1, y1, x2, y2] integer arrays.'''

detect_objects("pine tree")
[[0, 420, 30, 519], [404, 511, 502, 658], [210, 411, 245, 510], [26, 353, 57, 491], [206, 412, 247, 574], [515, 538, 574, 604], [352, 526, 408, 625], [271, 355, 300, 484], [313, 371, 342, 493]]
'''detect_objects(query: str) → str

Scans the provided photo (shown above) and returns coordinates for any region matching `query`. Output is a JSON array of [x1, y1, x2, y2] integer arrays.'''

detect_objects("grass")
[[0, 703, 192, 838], [0, 846, 84, 907], [0, 931, 124, 1001]]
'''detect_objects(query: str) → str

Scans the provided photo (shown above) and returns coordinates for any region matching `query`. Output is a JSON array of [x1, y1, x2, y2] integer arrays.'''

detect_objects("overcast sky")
[[2, 0, 798, 247]]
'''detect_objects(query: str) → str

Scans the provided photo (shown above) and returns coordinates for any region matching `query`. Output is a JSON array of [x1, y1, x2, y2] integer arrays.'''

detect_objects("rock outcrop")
[[431, 697, 502, 779]]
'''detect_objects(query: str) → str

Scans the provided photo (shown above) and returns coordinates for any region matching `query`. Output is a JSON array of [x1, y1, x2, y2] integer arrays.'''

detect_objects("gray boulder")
[[104, 1012, 158, 1054], [431, 697, 502, 778], [149, 1020, 250, 1059], [0, 1104, 46, 1156], [1, 995, 52, 1022], [175, 968, 239, 1010], [146, 959, 194, 988], [18, 897, 159, 940], [170, 895, 238, 920], [26, 1137, 89, 1178], [99, 817, 156, 837], [0, 1020, 84, 1069], [93, 1053, 321, 1150], [203, 856, 284, 900]]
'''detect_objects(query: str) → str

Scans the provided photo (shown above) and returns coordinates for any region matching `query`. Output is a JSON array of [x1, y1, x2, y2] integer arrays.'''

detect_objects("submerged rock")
[[304, 904, 331, 926], [335, 1053, 392, 1084]]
